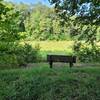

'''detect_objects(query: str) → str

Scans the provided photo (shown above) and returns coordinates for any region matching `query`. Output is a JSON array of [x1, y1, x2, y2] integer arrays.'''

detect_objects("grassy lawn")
[[21, 41, 74, 61], [23, 41, 74, 51], [21, 41, 100, 51], [21, 41, 100, 61], [0, 64, 100, 100]]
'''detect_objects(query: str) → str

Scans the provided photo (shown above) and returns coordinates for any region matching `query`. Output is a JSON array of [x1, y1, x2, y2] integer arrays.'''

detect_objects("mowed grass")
[[22, 41, 100, 61], [22, 41, 74, 52], [0, 65, 100, 100], [21, 41, 100, 52], [22, 41, 74, 60]]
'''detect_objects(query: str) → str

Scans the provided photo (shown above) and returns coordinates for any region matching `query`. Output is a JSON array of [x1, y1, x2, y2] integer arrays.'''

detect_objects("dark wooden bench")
[[47, 55, 76, 68]]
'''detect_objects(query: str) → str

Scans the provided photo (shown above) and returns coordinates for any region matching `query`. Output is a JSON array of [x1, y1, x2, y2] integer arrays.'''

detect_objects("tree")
[[49, 0, 100, 62], [49, 0, 100, 42], [0, 1, 21, 42], [25, 2, 71, 41], [0, 1, 40, 67]]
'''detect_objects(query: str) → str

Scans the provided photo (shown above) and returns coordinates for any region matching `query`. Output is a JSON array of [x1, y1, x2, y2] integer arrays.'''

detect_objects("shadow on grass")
[[26, 62, 100, 68]]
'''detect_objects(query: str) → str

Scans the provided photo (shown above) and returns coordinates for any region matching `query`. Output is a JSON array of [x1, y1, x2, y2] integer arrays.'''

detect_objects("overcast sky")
[[5, 0, 50, 6]]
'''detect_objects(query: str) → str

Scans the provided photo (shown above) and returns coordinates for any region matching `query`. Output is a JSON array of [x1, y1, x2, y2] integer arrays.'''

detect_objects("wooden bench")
[[47, 55, 76, 68]]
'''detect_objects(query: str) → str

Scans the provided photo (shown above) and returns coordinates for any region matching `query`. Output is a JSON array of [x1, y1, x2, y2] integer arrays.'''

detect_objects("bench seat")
[[47, 55, 76, 68]]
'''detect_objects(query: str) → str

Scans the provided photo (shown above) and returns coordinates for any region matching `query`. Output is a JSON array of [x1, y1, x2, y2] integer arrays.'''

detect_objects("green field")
[[22, 41, 74, 52], [21, 41, 100, 61], [22, 41, 100, 51], [21, 41, 100, 54], [21, 41, 75, 61], [0, 65, 100, 100]]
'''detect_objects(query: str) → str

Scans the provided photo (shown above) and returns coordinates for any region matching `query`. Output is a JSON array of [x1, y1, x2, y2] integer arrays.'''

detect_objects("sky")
[[5, 0, 51, 6]]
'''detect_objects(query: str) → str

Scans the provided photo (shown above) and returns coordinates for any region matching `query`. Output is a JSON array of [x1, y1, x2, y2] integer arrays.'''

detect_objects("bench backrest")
[[47, 55, 76, 63]]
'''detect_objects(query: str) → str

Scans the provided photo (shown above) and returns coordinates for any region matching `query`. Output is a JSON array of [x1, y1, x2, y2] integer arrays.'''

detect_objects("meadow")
[[22, 41, 100, 52], [22, 41, 74, 52], [21, 41, 100, 61]]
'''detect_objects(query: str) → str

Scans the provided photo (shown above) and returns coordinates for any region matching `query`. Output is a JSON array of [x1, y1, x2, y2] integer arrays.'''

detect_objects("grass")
[[21, 41, 100, 52], [0, 64, 100, 100], [21, 41, 100, 61], [21, 41, 74, 52], [21, 41, 74, 61]]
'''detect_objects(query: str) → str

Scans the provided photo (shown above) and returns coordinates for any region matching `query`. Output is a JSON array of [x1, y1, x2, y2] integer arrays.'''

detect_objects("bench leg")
[[69, 63, 73, 68], [49, 61, 53, 68]]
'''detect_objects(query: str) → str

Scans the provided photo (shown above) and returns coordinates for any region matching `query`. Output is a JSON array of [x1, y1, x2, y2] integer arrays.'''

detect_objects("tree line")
[[0, 1, 99, 41]]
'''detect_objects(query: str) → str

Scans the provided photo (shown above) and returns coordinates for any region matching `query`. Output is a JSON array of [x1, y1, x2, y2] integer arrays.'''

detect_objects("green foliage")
[[49, 0, 100, 18], [0, 67, 100, 99], [97, 27, 100, 41], [78, 46, 100, 62], [24, 3, 71, 41], [73, 24, 100, 62], [78, 25, 97, 46], [0, 1, 40, 68], [0, 42, 40, 68], [74, 42, 100, 62], [2, 1, 99, 41], [0, 1, 21, 42], [49, 0, 100, 63], [0, 0, 100, 66], [0, 54, 18, 68], [20, 43, 40, 63]]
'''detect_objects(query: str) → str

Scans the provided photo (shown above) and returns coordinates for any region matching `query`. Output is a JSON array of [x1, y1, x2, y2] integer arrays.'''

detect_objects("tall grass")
[[0, 66, 100, 100]]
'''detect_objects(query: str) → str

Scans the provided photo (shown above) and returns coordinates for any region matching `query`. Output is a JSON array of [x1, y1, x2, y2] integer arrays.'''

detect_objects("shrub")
[[74, 42, 100, 62], [0, 42, 40, 69], [0, 54, 19, 69], [19, 43, 40, 64]]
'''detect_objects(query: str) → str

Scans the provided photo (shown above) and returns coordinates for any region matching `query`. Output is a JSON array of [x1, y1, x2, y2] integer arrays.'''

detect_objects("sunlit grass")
[[20, 41, 100, 59], [21, 41, 74, 52], [21, 41, 100, 51]]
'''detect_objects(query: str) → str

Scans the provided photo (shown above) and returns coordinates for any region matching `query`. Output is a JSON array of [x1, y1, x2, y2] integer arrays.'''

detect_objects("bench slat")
[[47, 55, 76, 63]]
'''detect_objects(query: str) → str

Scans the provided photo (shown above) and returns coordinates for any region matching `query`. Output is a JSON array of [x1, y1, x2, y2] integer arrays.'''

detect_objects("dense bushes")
[[74, 42, 100, 62], [77, 46, 100, 62], [0, 42, 40, 68], [0, 54, 19, 68]]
